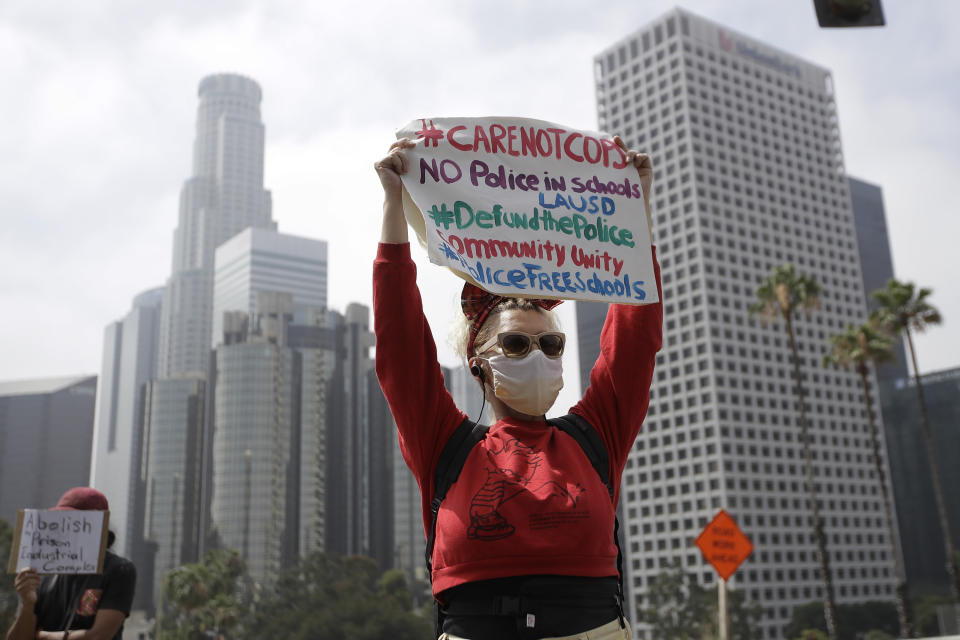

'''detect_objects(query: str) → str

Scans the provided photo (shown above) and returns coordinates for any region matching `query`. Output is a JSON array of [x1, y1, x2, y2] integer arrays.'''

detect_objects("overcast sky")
[[2, 0, 958, 414]]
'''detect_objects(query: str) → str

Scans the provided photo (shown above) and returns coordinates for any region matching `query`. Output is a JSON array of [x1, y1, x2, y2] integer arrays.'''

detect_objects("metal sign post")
[[718, 577, 729, 640]]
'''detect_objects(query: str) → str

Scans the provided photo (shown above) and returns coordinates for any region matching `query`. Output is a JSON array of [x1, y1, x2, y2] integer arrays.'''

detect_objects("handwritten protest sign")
[[7, 509, 109, 574], [397, 117, 658, 305]]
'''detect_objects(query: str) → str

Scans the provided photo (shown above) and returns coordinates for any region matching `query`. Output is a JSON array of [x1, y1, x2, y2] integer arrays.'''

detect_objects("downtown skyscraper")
[[208, 229, 328, 585], [142, 74, 276, 600], [157, 73, 275, 378], [593, 9, 899, 638]]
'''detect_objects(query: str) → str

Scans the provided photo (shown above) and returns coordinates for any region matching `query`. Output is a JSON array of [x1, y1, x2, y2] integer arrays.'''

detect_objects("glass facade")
[[882, 368, 960, 595], [212, 228, 328, 348], [213, 342, 296, 584], [90, 287, 163, 560], [142, 377, 205, 601], [0, 376, 97, 526]]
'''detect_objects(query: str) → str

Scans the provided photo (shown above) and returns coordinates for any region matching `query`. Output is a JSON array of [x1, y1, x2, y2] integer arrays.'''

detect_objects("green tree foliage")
[[873, 279, 960, 615], [913, 592, 954, 637], [750, 263, 838, 640], [871, 280, 942, 337], [641, 561, 762, 640], [156, 548, 245, 640], [823, 322, 912, 638], [641, 561, 709, 639], [0, 519, 17, 634], [243, 553, 431, 640], [784, 600, 898, 640]]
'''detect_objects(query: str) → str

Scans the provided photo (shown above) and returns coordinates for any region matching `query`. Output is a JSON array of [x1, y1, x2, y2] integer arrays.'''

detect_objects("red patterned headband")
[[461, 282, 562, 356]]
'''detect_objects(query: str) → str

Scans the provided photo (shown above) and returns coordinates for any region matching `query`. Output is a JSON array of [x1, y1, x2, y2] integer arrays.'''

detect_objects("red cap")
[[52, 487, 109, 511]]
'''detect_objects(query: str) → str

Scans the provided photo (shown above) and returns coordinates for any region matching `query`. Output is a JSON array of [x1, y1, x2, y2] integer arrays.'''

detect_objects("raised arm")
[[6, 570, 40, 640], [571, 143, 662, 495], [374, 138, 414, 244], [373, 141, 466, 488]]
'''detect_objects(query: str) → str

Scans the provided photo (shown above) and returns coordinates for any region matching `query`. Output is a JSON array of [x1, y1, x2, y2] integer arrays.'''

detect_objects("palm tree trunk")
[[859, 367, 913, 637], [904, 327, 960, 621], [785, 315, 839, 640]]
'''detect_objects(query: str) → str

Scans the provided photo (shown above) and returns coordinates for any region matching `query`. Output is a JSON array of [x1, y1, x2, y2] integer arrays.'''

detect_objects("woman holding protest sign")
[[373, 134, 660, 640]]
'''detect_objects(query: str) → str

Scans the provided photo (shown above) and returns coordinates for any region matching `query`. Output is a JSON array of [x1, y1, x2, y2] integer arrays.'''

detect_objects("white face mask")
[[485, 350, 564, 417]]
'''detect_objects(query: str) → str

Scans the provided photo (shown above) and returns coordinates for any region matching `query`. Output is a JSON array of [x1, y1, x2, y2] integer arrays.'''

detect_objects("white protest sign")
[[7, 509, 109, 574], [397, 117, 658, 305]]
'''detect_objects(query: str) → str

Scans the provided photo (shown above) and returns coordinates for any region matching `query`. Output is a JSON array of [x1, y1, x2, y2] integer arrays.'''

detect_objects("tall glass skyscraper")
[[594, 9, 898, 638], [142, 377, 206, 601], [140, 74, 275, 601], [90, 287, 163, 610], [0, 376, 97, 525], [848, 177, 960, 598], [212, 228, 328, 348], [157, 74, 275, 379], [90, 287, 163, 557], [212, 294, 299, 584]]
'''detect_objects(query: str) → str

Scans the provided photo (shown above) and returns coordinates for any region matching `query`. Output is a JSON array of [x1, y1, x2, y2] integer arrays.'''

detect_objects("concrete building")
[[324, 303, 395, 568], [142, 377, 206, 601], [848, 176, 909, 378], [209, 280, 396, 584], [206, 226, 328, 583], [392, 430, 425, 591], [0, 376, 97, 526], [846, 175, 959, 597], [211, 227, 328, 348], [90, 287, 163, 559], [882, 368, 960, 597], [594, 9, 898, 637], [575, 302, 610, 391], [157, 73, 275, 379], [140, 73, 275, 599], [211, 292, 301, 584]]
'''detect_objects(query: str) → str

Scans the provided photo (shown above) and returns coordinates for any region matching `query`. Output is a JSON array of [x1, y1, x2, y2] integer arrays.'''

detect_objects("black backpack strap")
[[548, 413, 612, 499], [548, 413, 626, 628], [427, 418, 489, 637]]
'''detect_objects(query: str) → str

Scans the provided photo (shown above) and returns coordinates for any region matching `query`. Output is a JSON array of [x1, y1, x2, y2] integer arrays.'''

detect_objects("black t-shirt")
[[34, 551, 137, 640]]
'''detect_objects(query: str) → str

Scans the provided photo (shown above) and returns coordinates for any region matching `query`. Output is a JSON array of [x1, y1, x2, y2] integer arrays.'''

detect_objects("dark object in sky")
[[814, 0, 885, 27]]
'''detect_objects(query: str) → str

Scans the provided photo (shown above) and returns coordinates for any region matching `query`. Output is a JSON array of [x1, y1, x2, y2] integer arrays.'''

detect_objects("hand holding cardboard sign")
[[376, 138, 415, 244], [14, 568, 41, 606], [613, 135, 653, 232]]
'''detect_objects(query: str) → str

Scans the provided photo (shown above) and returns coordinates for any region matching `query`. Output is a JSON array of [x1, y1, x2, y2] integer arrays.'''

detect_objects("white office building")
[[594, 9, 898, 638], [211, 227, 328, 348], [90, 287, 163, 561]]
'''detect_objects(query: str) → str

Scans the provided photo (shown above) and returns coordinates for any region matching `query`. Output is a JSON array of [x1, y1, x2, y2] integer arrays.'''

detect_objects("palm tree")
[[824, 322, 913, 638], [749, 263, 838, 640], [872, 280, 960, 615]]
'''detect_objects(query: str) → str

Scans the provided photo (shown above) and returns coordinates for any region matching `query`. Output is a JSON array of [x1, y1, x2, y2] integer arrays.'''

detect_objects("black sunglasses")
[[480, 331, 566, 359]]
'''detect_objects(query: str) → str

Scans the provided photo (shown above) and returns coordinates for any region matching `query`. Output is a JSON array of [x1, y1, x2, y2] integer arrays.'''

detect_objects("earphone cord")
[[474, 384, 487, 426]]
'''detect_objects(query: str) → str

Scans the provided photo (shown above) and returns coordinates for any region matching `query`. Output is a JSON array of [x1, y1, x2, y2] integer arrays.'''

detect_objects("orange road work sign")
[[695, 509, 753, 581]]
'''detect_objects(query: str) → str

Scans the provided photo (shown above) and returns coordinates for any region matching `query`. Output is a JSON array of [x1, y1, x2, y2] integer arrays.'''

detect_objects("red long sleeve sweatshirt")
[[373, 242, 662, 596]]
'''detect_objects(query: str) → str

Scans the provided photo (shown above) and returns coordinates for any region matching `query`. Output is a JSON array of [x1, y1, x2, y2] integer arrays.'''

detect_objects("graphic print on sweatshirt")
[[468, 438, 586, 541]]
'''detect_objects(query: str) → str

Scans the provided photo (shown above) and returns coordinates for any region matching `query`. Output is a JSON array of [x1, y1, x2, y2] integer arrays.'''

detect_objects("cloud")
[[1, 0, 958, 383]]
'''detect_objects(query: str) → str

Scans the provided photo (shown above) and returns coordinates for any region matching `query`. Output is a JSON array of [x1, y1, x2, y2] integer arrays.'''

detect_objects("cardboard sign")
[[694, 509, 753, 581], [397, 117, 658, 305], [7, 509, 109, 574]]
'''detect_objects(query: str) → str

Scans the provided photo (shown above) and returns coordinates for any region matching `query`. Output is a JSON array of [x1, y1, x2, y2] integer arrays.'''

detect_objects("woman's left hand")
[[613, 135, 653, 233]]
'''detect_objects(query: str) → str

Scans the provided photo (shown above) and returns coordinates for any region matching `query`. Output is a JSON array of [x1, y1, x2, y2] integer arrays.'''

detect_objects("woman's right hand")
[[374, 138, 416, 206], [14, 568, 41, 606], [375, 139, 415, 243]]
